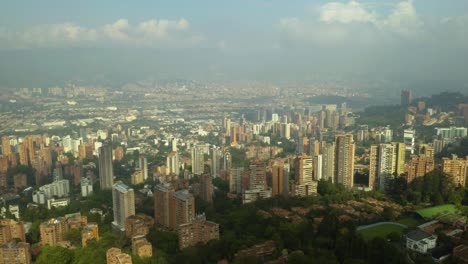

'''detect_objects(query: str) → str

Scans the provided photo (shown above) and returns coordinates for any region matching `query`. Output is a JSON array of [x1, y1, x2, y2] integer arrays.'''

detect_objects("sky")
[[0, 0, 467, 91]]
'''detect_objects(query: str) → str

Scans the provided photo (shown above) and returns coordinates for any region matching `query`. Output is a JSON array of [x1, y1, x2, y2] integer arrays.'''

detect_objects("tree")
[[64, 228, 82, 246], [36, 246, 74, 264]]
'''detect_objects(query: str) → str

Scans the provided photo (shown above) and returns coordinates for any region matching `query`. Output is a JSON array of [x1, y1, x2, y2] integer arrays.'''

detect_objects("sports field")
[[358, 223, 407, 240], [415, 204, 458, 219]]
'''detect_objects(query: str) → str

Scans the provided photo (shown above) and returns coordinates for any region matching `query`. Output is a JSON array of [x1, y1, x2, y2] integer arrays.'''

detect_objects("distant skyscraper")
[[210, 148, 221, 178], [138, 156, 148, 181], [249, 160, 267, 191], [334, 134, 355, 189], [321, 141, 335, 182], [166, 151, 180, 176], [98, 144, 114, 190], [112, 181, 135, 233], [200, 174, 213, 203], [393, 142, 406, 176], [401, 90, 412, 106], [314, 154, 323, 181], [403, 129, 415, 155], [191, 145, 205, 175]]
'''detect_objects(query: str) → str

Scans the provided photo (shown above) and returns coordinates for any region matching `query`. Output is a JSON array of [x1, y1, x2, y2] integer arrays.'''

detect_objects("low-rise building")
[[106, 247, 132, 264], [0, 219, 26, 244], [0, 241, 31, 264], [81, 223, 99, 247], [405, 229, 437, 253], [131, 235, 152, 258], [178, 214, 219, 250], [125, 214, 153, 238]]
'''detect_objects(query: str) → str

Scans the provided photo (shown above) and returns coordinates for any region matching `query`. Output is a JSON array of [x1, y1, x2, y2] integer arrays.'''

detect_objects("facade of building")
[[112, 182, 135, 232]]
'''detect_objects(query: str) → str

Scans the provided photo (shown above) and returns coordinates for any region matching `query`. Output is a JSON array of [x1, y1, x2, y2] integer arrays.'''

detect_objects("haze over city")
[[1, 0, 467, 101]]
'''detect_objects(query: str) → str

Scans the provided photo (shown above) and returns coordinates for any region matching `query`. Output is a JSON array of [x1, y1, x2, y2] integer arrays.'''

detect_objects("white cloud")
[[0, 18, 196, 49], [319, 1, 377, 24], [103, 19, 130, 41], [380, 0, 423, 35], [277, 0, 426, 47], [138, 19, 187, 39]]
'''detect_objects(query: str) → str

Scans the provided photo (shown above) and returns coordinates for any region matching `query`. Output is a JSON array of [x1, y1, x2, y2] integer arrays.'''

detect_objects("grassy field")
[[415, 204, 458, 219], [358, 224, 406, 240], [396, 216, 424, 228]]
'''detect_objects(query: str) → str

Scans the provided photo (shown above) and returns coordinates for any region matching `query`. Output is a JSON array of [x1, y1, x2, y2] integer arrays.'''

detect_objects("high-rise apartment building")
[[293, 154, 317, 196], [98, 144, 114, 190], [442, 156, 468, 187], [40, 217, 69, 246], [229, 167, 244, 194], [154, 184, 175, 229], [407, 155, 435, 183], [173, 190, 195, 230], [404, 130, 415, 155], [210, 148, 221, 178], [200, 174, 213, 204], [191, 145, 205, 175], [112, 182, 135, 233], [321, 141, 335, 182], [154, 184, 195, 230], [271, 160, 285, 196], [1, 136, 11, 157], [334, 134, 355, 189], [18, 143, 28, 166], [248, 160, 267, 191], [138, 156, 148, 181]]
